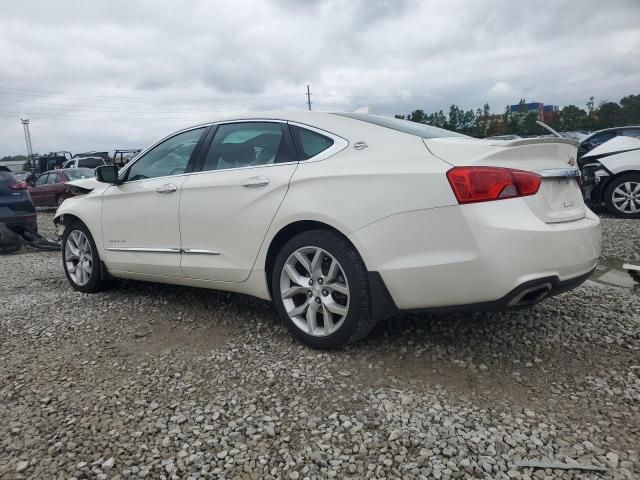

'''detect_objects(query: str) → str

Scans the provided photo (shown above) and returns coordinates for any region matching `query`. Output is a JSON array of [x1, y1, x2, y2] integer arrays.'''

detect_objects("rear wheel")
[[62, 221, 109, 293], [604, 173, 640, 218], [272, 230, 375, 349]]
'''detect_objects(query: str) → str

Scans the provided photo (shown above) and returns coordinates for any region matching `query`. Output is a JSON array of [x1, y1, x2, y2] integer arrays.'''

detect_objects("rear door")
[[179, 121, 299, 282]]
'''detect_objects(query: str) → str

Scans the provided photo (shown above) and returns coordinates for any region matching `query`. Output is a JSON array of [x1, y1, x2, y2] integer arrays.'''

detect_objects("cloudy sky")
[[1, 0, 639, 156]]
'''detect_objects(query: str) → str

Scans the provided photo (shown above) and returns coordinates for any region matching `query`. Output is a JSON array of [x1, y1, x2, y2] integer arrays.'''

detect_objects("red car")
[[28, 168, 94, 207]]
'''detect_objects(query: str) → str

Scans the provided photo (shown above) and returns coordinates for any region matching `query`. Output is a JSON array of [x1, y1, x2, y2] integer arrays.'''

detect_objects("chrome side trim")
[[106, 247, 220, 255], [182, 248, 220, 255], [106, 247, 181, 253], [535, 168, 581, 178]]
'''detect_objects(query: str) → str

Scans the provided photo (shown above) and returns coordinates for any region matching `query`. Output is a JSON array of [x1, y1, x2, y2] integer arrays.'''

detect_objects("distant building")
[[509, 102, 558, 122], [542, 104, 558, 123]]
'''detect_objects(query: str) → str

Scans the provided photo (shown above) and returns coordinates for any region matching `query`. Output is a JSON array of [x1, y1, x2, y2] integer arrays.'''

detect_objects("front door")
[[101, 127, 207, 277], [179, 121, 299, 282]]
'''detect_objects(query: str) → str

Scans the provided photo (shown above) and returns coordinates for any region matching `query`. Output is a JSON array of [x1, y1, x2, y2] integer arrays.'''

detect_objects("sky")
[[1, 0, 639, 156]]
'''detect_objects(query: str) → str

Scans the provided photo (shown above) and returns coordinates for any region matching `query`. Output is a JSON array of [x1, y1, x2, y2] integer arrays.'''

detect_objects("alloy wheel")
[[65, 230, 93, 286], [611, 181, 640, 214], [279, 246, 350, 337]]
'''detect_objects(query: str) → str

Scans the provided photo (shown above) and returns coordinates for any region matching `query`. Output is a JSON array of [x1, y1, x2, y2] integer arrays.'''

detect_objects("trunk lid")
[[424, 137, 585, 223]]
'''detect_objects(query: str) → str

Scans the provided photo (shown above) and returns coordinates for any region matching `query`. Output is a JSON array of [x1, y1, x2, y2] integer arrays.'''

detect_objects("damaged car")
[[579, 135, 640, 218], [54, 112, 601, 348]]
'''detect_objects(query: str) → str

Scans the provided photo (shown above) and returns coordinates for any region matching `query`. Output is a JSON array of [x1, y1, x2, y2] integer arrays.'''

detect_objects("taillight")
[[8, 181, 28, 191], [446, 166, 541, 204]]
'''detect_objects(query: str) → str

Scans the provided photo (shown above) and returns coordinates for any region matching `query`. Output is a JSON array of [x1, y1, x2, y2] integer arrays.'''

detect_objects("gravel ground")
[[1, 213, 638, 479]]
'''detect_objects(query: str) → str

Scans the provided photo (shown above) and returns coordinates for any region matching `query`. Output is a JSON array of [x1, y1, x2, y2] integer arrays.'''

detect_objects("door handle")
[[156, 183, 177, 194], [241, 176, 270, 188]]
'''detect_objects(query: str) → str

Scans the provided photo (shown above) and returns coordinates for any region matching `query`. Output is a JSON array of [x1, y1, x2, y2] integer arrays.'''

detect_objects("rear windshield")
[[333, 113, 468, 139], [65, 168, 94, 180]]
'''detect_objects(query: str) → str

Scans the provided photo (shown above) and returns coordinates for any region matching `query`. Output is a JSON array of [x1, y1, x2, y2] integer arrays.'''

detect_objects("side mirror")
[[95, 165, 120, 184]]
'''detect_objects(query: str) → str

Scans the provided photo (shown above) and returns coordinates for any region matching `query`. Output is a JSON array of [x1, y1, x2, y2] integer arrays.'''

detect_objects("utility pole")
[[21, 119, 34, 171], [306, 85, 312, 111]]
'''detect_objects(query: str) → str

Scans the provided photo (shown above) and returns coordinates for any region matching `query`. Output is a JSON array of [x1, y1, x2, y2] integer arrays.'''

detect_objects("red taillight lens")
[[8, 181, 28, 191], [446, 167, 541, 204]]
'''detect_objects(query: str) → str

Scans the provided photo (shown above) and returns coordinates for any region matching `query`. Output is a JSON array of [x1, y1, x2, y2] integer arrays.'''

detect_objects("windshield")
[[333, 113, 468, 139], [64, 168, 94, 180]]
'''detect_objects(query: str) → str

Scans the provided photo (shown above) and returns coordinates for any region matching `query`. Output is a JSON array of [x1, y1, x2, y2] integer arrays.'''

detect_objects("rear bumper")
[[0, 212, 37, 231], [352, 200, 601, 311]]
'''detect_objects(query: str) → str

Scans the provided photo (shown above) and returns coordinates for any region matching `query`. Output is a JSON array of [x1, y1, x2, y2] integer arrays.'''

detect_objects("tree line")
[[395, 94, 640, 137]]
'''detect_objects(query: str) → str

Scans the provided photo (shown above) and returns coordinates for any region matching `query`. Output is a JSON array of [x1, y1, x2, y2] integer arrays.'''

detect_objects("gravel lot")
[[1, 212, 638, 479]]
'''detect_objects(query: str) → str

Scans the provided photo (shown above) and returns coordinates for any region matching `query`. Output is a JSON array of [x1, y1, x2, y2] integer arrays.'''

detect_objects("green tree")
[[619, 94, 640, 124], [597, 102, 621, 128]]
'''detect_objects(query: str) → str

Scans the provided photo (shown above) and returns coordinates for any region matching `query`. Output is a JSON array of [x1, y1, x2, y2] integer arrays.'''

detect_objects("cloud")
[[488, 82, 514, 96], [0, 0, 639, 155]]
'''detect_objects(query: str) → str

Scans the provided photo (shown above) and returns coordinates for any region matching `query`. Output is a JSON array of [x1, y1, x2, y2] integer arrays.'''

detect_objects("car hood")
[[583, 135, 640, 159]]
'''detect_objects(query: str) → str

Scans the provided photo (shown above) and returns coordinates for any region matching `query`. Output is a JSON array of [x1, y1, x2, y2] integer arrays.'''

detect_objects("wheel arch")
[[264, 220, 367, 296]]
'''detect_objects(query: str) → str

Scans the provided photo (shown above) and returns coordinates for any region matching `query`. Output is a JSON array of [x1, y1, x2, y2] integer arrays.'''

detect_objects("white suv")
[[62, 157, 106, 170]]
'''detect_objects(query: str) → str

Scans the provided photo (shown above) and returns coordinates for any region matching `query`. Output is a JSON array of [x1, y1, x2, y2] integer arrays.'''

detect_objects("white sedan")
[[54, 112, 601, 348]]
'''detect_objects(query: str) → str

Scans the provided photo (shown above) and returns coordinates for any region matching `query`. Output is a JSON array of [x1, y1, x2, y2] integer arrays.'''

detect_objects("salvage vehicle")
[[54, 112, 601, 348], [0, 166, 37, 240], [579, 135, 640, 218], [62, 157, 107, 170], [577, 126, 640, 159], [28, 168, 94, 207]]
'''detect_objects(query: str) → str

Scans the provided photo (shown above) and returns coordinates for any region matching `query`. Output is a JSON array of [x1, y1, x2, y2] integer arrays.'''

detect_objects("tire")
[[271, 229, 375, 349], [61, 221, 110, 293], [603, 173, 640, 219]]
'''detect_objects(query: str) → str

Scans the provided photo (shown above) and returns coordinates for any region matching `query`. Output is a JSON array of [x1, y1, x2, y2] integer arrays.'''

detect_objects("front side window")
[[290, 126, 334, 160], [35, 174, 49, 186], [125, 128, 205, 181], [202, 122, 295, 172]]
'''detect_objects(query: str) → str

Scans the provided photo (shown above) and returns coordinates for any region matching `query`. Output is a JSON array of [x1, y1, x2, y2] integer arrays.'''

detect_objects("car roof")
[[586, 125, 640, 138], [177, 111, 460, 141]]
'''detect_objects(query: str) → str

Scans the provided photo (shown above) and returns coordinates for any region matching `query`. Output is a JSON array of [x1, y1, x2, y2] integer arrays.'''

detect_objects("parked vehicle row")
[[54, 112, 601, 348]]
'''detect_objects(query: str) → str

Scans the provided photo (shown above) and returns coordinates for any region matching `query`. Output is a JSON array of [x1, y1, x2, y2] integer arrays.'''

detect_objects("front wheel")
[[272, 230, 375, 349], [62, 222, 110, 293], [604, 173, 640, 218]]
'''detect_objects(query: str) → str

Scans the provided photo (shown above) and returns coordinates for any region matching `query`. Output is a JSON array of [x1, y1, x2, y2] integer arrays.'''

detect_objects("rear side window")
[[290, 126, 334, 160], [78, 158, 104, 168], [621, 129, 640, 137]]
